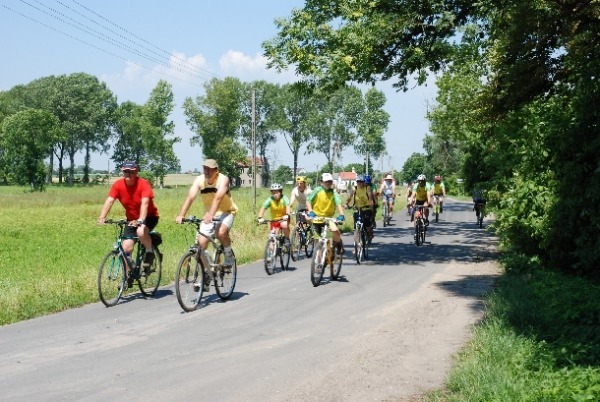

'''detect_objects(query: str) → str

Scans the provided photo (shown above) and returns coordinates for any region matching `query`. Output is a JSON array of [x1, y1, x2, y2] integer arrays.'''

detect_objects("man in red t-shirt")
[[98, 161, 160, 272]]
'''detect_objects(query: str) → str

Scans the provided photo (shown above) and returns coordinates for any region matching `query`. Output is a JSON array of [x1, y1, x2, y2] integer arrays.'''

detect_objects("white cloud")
[[219, 50, 298, 83]]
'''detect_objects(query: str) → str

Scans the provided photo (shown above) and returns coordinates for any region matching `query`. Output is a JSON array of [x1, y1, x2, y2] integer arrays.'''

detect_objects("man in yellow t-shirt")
[[306, 172, 346, 254], [175, 159, 237, 270], [345, 174, 375, 243]]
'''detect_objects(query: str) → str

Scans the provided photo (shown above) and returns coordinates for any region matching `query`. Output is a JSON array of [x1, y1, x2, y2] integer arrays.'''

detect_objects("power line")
[[3, 0, 220, 87]]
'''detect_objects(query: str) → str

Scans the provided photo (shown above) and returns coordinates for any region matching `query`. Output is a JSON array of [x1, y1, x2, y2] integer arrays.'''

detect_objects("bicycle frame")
[[309, 217, 343, 286]]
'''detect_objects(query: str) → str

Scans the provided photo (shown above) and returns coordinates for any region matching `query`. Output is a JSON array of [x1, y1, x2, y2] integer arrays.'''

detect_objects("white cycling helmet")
[[417, 174, 426, 181], [270, 183, 283, 191]]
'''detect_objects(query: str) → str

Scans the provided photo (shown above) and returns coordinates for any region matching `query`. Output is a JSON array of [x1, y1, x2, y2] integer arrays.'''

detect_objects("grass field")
[[0, 178, 379, 325]]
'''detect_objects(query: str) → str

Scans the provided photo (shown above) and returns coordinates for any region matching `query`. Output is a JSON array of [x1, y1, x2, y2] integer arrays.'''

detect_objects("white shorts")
[[200, 213, 235, 238]]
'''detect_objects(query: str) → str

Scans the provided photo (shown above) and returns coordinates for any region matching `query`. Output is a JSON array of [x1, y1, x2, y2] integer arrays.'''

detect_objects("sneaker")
[[425, 218, 429, 226], [224, 253, 235, 267], [141, 252, 154, 274], [126, 275, 134, 289]]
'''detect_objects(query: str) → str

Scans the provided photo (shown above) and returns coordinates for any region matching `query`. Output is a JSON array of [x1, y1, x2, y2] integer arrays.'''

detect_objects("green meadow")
[[0, 181, 368, 325]]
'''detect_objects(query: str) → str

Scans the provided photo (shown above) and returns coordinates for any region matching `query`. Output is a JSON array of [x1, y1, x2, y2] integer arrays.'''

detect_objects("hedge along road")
[[0, 199, 500, 401]]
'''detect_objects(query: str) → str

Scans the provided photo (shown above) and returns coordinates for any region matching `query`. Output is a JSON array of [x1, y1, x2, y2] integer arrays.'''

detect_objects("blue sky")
[[0, 0, 436, 173]]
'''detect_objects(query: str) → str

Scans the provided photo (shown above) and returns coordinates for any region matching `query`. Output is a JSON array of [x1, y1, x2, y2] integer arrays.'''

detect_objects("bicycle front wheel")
[[98, 251, 126, 307], [415, 221, 423, 246], [354, 227, 362, 265], [311, 242, 326, 287], [420, 220, 426, 244], [138, 248, 162, 297], [175, 250, 204, 312], [280, 239, 291, 270], [361, 228, 369, 260], [383, 204, 389, 227], [330, 244, 342, 280], [264, 237, 277, 275], [214, 249, 237, 300]]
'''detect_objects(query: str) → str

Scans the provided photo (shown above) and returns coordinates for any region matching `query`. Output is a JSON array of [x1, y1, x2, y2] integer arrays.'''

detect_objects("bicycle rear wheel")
[[311, 242, 326, 287], [175, 250, 204, 312], [138, 248, 162, 297], [305, 229, 315, 258], [98, 251, 126, 307], [264, 237, 277, 275], [214, 249, 237, 300], [291, 227, 301, 262]]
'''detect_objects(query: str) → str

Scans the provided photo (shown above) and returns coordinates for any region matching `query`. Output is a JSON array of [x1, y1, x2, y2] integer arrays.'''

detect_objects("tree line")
[[0, 73, 389, 190], [263, 0, 600, 278]]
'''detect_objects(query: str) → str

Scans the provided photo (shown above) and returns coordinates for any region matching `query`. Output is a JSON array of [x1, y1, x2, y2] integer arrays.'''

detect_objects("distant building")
[[333, 168, 357, 193], [233, 157, 265, 188]]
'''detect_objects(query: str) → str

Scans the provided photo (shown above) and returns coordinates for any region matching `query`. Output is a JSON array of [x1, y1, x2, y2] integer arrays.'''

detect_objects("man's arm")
[[97, 197, 116, 224], [176, 177, 201, 223], [139, 197, 150, 224]]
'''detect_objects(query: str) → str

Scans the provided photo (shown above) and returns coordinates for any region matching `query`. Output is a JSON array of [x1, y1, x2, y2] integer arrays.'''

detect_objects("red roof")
[[237, 156, 265, 167], [338, 171, 357, 180]]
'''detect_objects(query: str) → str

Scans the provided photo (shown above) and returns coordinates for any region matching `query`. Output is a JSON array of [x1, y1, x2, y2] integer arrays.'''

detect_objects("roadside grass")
[[0, 182, 366, 325], [427, 266, 600, 401]]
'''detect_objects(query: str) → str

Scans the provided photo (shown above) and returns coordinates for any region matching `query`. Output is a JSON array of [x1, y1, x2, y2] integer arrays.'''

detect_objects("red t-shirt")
[[108, 178, 159, 221]]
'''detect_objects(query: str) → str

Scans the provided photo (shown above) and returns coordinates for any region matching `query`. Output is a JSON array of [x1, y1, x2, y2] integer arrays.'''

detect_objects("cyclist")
[[365, 174, 378, 228], [379, 173, 397, 218], [175, 159, 237, 282], [430, 175, 447, 213], [472, 188, 487, 219], [289, 176, 313, 223], [257, 183, 291, 249], [411, 174, 432, 225], [345, 174, 375, 245], [405, 181, 414, 215], [97, 161, 159, 273], [306, 172, 346, 254]]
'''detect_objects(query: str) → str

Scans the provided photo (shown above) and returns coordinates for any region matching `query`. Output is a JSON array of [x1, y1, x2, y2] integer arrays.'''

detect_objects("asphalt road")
[[0, 199, 497, 401]]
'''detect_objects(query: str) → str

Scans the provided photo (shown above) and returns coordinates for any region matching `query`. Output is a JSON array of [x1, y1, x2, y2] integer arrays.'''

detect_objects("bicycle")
[[413, 205, 428, 246], [382, 200, 392, 227], [174, 216, 237, 312], [97, 219, 163, 307], [474, 200, 486, 228], [290, 211, 314, 262], [259, 219, 291, 275], [432, 195, 441, 222], [309, 216, 344, 287], [353, 208, 369, 264]]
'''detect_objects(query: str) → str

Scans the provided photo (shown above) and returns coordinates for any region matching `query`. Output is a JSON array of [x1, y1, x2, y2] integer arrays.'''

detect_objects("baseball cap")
[[121, 161, 138, 170], [322, 172, 333, 182], [203, 159, 218, 169]]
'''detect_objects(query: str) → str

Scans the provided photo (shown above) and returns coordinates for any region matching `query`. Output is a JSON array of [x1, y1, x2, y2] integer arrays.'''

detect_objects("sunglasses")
[[123, 170, 136, 174]]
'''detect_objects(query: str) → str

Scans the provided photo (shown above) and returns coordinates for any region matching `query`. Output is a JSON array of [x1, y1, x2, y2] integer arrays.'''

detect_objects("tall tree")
[[307, 86, 362, 170], [0, 109, 62, 190], [143, 80, 181, 187], [183, 77, 247, 177], [355, 87, 389, 171], [277, 83, 315, 182]]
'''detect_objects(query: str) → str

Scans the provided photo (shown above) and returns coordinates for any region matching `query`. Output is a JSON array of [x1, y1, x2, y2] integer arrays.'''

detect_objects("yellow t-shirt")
[[198, 173, 238, 215], [350, 185, 370, 208], [412, 183, 432, 202], [307, 186, 341, 217], [261, 195, 290, 220]]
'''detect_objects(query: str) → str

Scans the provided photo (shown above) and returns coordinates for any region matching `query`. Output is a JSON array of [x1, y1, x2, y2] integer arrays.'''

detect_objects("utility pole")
[[252, 89, 257, 213]]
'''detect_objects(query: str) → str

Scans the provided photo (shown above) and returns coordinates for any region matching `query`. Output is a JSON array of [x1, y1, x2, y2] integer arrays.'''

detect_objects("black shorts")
[[124, 216, 159, 238], [353, 208, 373, 228]]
